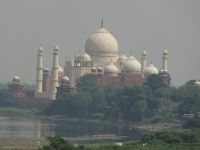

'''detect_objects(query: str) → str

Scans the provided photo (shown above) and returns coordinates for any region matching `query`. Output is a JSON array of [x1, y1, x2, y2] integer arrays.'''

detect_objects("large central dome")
[[85, 21, 119, 66]]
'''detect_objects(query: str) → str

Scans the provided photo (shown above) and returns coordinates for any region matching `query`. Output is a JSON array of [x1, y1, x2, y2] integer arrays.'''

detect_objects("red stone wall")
[[95, 74, 142, 88]]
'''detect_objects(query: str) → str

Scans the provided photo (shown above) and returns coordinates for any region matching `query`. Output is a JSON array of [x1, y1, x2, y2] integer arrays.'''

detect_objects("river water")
[[0, 115, 143, 140]]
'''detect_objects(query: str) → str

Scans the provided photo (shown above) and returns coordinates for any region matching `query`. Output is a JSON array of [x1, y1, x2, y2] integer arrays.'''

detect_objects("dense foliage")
[[39, 130, 200, 150], [0, 88, 13, 106], [0, 74, 199, 125], [43, 75, 200, 124], [44, 74, 169, 122], [39, 136, 84, 150]]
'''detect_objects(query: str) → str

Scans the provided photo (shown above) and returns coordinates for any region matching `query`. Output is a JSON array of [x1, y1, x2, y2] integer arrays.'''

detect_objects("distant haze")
[[0, 0, 199, 86]]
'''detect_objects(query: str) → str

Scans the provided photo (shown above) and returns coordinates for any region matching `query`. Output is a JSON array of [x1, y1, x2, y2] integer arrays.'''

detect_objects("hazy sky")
[[0, 0, 199, 86]]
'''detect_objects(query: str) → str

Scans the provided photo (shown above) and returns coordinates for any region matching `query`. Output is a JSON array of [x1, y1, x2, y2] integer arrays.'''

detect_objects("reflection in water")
[[0, 116, 55, 137], [0, 116, 143, 139]]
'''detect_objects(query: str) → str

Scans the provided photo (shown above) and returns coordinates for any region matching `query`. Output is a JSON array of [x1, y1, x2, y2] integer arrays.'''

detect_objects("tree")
[[0, 88, 13, 106], [39, 136, 84, 150], [147, 74, 167, 91], [76, 74, 98, 94]]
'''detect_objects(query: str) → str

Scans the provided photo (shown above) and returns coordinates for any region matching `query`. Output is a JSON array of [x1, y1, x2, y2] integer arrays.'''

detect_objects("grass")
[[84, 142, 200, 150]]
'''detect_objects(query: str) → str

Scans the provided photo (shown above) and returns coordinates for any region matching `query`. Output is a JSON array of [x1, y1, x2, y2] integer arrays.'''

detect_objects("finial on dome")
[[100, 17, 104, 28], [38, 46, 44, 51]]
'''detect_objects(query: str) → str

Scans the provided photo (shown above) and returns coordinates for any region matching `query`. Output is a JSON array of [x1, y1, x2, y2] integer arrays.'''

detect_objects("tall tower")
[[141, 50, 147, 78], [162, 48, 168, 72], [42, 68, 50, 92], [35, 47, 44, 97], [51, 45, 60, 100]]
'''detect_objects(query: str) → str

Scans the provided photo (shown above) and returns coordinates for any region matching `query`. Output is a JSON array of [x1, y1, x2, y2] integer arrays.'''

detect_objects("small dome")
[[122, 56, 141, 73], [118, 55, 127, 62], [97, 67, 103, 70], [12, 75, 21, 84], [38, 46, 44, 51], [14, 75, 20, 80], [54, 45, 60, 50], [61, 76, 70, 82], [163, 48, 168, 54], [194, 80, 200, 87], [145, 64, 159, 75], [104, 63, 118, 76], [74, 52, 91, 62]]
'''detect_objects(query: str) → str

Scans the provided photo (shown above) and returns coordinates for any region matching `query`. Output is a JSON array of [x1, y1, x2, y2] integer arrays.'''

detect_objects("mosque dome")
[[118, 55, 127, 62], [74, 52, 91, 62], [122, 56, 141, 73], [85, 20, 119, 66], [13, 75, 20, 81], [54, 45, 60, 50], [144, 64, 159, 75], [85, 27, 118, 55], [163, 48, 168, 54], [194, 80, 200, 87], [104, 62, 118, 76], [61, 76, 70, 82], [12, 75, 21, 84], [38, 46, 44, 52], [122, 61, 141, 73]]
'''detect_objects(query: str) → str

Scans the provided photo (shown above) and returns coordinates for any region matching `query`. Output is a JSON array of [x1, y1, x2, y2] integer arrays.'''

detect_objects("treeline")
[[0, 74, 200, 123], [43, 74, 200, 123], [39, 130, 200, 150]]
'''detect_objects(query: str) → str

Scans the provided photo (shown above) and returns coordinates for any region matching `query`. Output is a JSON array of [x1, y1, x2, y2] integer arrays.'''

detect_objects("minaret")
[[35, 46, 44, 97], [162, 48, 168, 72], [51, 45, 60, 100], [42, 68, 50, 92], [141, 50, 147, 78]]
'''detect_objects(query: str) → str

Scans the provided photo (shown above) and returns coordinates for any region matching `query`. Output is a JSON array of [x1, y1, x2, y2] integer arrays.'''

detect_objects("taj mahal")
[[8, 20, 170, 100]]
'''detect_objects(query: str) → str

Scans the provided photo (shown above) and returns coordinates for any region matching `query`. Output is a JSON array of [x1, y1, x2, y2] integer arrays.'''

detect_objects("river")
[[0, 115, 143, 141]]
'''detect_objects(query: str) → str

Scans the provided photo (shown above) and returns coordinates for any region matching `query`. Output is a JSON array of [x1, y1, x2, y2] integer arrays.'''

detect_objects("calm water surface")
[[0, 115, 143, 139]]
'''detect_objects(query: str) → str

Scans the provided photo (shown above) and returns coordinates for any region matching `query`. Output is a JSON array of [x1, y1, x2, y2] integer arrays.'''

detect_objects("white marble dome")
[[13, 75, 20, 80], [85, 23, 119, 66], [163, 48, 168, 54], [122, 56, 141, 73], [144, 64, 159, 75], [12, 75, 21, 84], [122, 61, 141, 73], [194, 80, 200, 87], [62, 76, 70, 82], [118, 54, 127, 62], [74, 52, 91, 62], [85, 27, 118, 55], [38, 46, 44, 52], [104, 63, 118, 76]]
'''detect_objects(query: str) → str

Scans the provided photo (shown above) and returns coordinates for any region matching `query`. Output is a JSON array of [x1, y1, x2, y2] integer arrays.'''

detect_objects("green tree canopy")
[[147, 74, 167, 91]]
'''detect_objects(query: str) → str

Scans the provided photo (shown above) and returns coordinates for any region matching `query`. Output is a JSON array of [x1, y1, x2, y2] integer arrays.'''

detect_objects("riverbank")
[[0, 137, 47, 150]]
